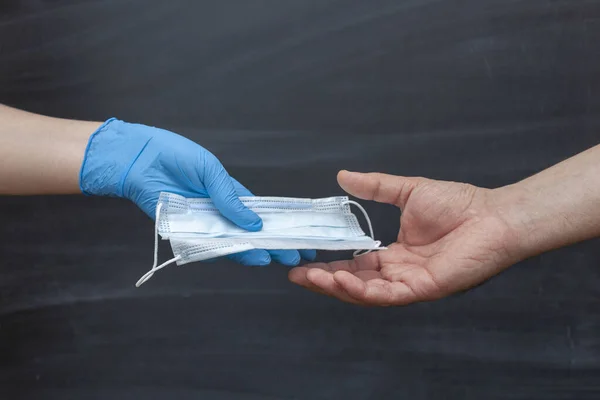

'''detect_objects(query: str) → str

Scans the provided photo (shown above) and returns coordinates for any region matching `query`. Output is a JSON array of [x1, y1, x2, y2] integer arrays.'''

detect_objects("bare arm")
[[290, 143, 600, 306], [0, 104, 102, 194], [498, 144, 600, 259], [0, 104, 312, 268]]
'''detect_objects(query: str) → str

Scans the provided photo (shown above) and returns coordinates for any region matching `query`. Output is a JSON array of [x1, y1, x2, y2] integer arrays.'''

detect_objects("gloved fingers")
[[202, 154, 262, 232], [299, 249, 317, 261], [227, 250, 271, 266], [228, 249, 305, 267], [267, 250, 301, 266], [222, 250, 308, 267]]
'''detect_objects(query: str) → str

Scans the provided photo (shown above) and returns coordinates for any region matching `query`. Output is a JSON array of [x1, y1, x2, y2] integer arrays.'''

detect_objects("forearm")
[[0, 104, 101, 195], [497, 144, 600, 258]]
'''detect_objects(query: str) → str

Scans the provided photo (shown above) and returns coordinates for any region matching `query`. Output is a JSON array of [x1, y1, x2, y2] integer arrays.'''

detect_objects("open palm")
[[289, 171, 521, 306]]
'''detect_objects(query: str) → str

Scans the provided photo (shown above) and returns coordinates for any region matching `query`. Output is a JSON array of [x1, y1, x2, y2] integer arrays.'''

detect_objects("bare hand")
[[289, 170, 522, 306]]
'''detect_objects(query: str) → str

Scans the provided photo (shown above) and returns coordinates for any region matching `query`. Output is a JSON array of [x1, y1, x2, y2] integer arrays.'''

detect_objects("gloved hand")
[[79, 118, 316, 266]]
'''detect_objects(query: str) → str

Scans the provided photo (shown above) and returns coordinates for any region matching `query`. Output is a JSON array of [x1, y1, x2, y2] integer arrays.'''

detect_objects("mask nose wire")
[[135, 202, 181, 287], [341, 199, 382, 257]]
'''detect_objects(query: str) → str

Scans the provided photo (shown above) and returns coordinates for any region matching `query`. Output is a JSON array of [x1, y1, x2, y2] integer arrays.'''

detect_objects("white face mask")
[[135, 192, 385, 287]]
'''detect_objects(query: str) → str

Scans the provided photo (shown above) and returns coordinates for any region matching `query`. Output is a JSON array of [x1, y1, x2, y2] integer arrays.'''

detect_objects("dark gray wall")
[[1, 1, 600, 399]]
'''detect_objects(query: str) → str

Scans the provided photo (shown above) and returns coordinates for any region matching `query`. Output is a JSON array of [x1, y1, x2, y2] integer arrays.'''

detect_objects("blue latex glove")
[[79, 118, 316, 266]]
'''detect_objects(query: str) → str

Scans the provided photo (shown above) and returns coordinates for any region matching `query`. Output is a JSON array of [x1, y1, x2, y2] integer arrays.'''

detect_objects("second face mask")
[[136, 192, 385, 287]]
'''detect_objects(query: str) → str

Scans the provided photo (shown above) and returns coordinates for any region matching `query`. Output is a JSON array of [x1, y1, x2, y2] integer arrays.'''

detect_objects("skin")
[[3, 104, 599, 303], [0, 104, 100, 194], [289, 144, 600, 306], [0, 104, 313, 267]]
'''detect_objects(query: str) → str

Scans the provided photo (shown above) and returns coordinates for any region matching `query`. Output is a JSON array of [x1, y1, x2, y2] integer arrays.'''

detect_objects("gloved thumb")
[[204, 161, 263, 232], [337, 170, 422, 209]]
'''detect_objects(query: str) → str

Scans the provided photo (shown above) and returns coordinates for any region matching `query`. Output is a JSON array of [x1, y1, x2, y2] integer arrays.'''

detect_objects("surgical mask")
[[135, 192, 385, 286]]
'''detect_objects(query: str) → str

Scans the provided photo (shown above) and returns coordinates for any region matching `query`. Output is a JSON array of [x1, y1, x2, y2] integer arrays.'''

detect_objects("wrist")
[[491, 181, 572, 261], [490, 183, 535, 260], [79, 118, 152, 198], [494, 144, 600, 261]]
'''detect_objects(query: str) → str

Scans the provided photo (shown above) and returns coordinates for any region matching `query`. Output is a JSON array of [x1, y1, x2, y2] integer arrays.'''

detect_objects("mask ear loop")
[[135, 203, 181, 287], [341, 199, 384, 257]]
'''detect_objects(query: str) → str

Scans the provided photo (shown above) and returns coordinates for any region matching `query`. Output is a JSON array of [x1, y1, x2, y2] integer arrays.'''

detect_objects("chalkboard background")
[[1, 1, 600, 399]]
